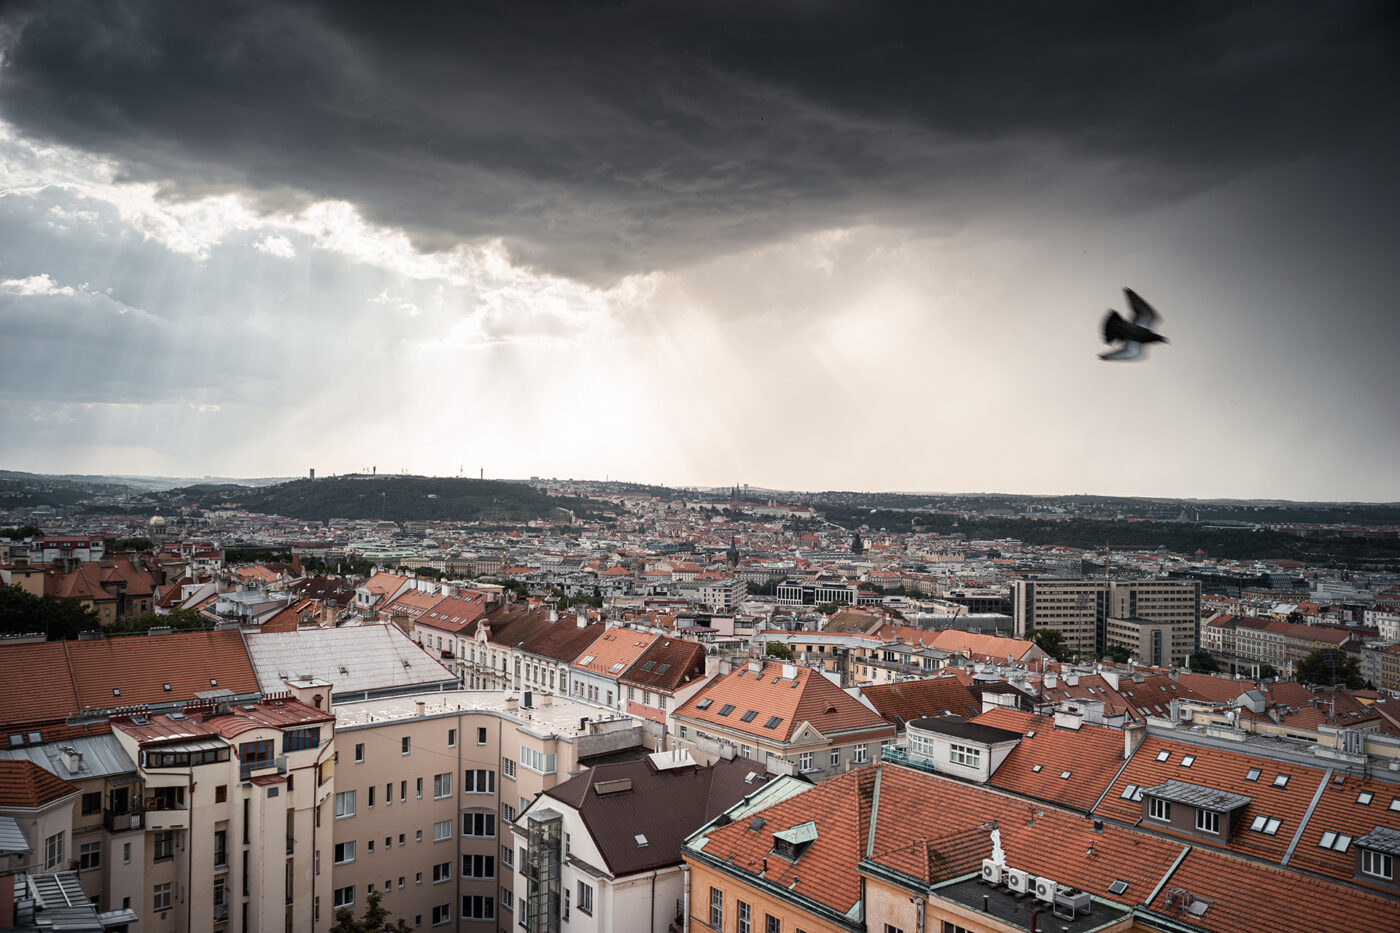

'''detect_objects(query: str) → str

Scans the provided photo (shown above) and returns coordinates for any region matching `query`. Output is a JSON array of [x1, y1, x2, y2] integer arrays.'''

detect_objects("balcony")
[[240, 755, 288, 782], [441, 648, 455, 659], [103, 807, 144, 833], [214, 903, 229, 923]]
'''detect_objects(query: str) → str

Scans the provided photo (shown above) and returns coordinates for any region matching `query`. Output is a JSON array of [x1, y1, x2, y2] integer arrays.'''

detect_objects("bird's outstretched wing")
[[1124, 288, 1159, 327], [1099, 342, 1143, 361]]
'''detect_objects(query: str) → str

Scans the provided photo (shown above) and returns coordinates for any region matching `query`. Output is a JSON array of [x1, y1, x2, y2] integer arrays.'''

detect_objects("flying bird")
[[1099, 288, 1168, 361]]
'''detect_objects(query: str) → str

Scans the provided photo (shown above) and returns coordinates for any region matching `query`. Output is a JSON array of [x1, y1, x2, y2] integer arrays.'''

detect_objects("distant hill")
[[184, 475, 616, 523]]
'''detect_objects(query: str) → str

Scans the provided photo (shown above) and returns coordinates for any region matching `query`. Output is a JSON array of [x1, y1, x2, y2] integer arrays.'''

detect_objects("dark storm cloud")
[[1, 1, 1396, 280]]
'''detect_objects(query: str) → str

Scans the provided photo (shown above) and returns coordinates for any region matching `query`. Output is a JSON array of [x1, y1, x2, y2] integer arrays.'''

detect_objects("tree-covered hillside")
[[188, 476, 616, 523]]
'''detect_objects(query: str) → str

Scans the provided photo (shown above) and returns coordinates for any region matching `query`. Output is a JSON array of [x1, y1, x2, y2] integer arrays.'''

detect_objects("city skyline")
[[1, 2, 1398, 500]]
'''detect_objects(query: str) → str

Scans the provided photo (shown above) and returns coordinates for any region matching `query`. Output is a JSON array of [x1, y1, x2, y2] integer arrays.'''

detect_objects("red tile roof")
[[861, 676, 980, 726], [0, 759, 78, 808], [972, 708, 1128, 812], [1284, 772, 1400, 894]]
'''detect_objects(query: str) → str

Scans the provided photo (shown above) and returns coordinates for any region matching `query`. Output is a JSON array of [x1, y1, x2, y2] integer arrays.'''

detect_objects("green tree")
[[329, 890, 411, 933], [1257, 663, 1280, 680], [0, 525, 42, 539], [1188, 651, 1220, 673], [413, 567, 444, 580], [104, 536, 154, 552], [0, 585, 100, 640], [1029, 627, 1071, 662], [1103, 645, 1133, 664], [765, 641, 795, 661], [814, 600, 846, 615], [499, 578, 532, 599], [1294, 648, 1366, 689], [108, 607, 210, 635], [1285, 610, 1305, 625]]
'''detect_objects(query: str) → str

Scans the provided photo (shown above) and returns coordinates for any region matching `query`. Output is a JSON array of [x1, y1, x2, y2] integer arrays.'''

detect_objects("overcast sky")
[[2, 2, 1397, 500]]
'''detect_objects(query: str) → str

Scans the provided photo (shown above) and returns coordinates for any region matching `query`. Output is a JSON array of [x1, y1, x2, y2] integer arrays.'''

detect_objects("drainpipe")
[[681, 864, 691, 933], [650, 868, 658, 933], [186, 774, 196, 933]]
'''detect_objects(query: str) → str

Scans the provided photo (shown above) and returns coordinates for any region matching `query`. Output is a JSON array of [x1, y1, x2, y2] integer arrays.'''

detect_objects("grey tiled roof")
[[1355, 825, 1400, 856], [1142, 778, 1251, 812]]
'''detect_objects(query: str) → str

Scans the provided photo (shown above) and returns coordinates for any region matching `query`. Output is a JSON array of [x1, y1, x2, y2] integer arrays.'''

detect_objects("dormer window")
[[771, 821, 817, 861]]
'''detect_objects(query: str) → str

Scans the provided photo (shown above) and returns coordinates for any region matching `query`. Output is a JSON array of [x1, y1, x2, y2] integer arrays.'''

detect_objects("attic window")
[[1180, 756, 1195, 768], [112, 688, 121, 697], [696, 699, 713, 711], [641, 661, 657, 671], [1357, 792, 1373, 806], [1389, 798, 1400, 812], [740, 710, 759, 723], [1245, 768, 1261, 782], [656, 664, 670, 675], [7, 733, 23, 747], [1032, 765, 1043, 773], [1060, 771, 1072, 780], [1273, 774, 1290, 788], [1108, 880, 1129, 896], [1249, 815, 1281, 835], [1120, 784, 1143, 801], [748, 817, 766, 832], [718, 704, 736, 717], [1318, 831, 1352, 853], [163, 683, 172, 692], [1187, 901, 1209, 919], [764, 716, 782, 730], [1156, 750, 1170, 762], [634, 834, 649, 847], [210, 679, 217, 686]]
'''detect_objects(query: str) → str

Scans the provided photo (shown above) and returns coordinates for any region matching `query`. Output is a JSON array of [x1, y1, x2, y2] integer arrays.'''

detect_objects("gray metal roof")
[[1141, 779, 1251, 812], [245, 624, 459, 699], [907, 715, 1022, 746], [0, 733, 137, 781], [25, 870, 105, 931], [1356, 825, 1400, 856], [0, 815, 30, 855]]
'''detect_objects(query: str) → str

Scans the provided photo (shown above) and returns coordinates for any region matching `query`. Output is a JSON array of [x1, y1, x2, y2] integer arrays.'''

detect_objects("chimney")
[[549, 609, 559, 623], [747, 658, 764, 675], [415, 701, 426, 718], [60, 747, 83, 774], [1124, 721, 1147, 760], [576, 615, 587, 629]]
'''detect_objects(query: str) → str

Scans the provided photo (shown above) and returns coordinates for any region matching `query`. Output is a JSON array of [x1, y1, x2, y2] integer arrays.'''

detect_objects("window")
[[432, 903, 451, 925], [1245, 768, 1260, 782], [578, 881, 594, 915], [1120, 784, 1140, 800], [123, 842, 131, 864], [502, 758, 516, 780], [368, 786, 375, 808], [154, 830, 175, 861], [283, 727, 320, 752], [462, 813, 496, 838], [433, 861, 452, 883], [1273, 774, 1289, 787], [521, 746, 556, 774], [385, 783, 392, 807], [767, 916, 781, 933], [718, 704, 736, 717], [1250, 815, 1282, 835], [434, 772, 452, 798], [335, 841, 356, 864], [502, 888, 513, 911], [1148, 798, 1171, 822], [417, 777, 423, 798], [462, 854, 495, 879], [402, 736, 411, 756], [477, 727, 488, 745], [241, 739, 274, 764], [799, 752, 814, 772], [80, 841, 101, 871], [737, 899, 751, 933], [502, 845, 515, 868], [1361, 848, 1394, 880], [464, 769, 495, 793], [949, 743, 981, 768], [214, 829, 228, 868], [153, 882, 172, 912], [216, 784, 228, 803], [1195, 809, 1220, 834], [1155, 750, 1170, 762], [462, 895, 495, 920], [433, 820, 452, 842], [334, 886, 354, 909], [830, 748, 841, 768], [368, 840, 375, 854], [81, 791, 102, 815], [400, 780, 407, 802], [1180, 755, 1195, 768], [448, 728, 457, 748], [1357, 791, 1374, 806], [1318, 831, 1351, 852], [503, 803, 516, 823], [336, 791, 355, 818], [854, 744, 868, 763], [354, 743, 365, 763], [710, 888, 723, 928]]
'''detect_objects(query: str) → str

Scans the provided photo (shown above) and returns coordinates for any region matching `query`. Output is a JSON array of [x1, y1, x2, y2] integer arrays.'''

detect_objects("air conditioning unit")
[[981, 859, 1003, 885], [1034, 876, 1058, 903], [1005, 869, 1032, 895]]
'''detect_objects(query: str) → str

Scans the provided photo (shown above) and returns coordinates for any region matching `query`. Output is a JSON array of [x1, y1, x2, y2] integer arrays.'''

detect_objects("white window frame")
[[1195, 809, 1219, 834], [1148, 797, 1170, 822], [335, 790, 355, 819]]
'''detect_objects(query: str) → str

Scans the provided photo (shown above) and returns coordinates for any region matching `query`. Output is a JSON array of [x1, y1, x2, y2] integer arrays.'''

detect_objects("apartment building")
[[512, 751, 772, 933], [1011, 579, 1200, 659], [329, 689, 631, 932], [570, 630, 657, 712], [670, 658, 894, 779], [617, 637, 709, 726]]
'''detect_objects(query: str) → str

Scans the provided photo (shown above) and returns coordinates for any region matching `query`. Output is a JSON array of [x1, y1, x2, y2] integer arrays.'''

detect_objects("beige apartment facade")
[[1013, 579, 1200, 660], [331, 689, 645, 932]]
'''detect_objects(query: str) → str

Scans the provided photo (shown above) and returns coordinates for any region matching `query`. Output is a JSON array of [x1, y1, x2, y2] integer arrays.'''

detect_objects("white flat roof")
[[333, 689, 630, 740]]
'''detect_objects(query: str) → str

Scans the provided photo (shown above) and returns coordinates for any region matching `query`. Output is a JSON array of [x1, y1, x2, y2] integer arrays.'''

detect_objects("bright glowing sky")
[[1, 2, 1397, 499]]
